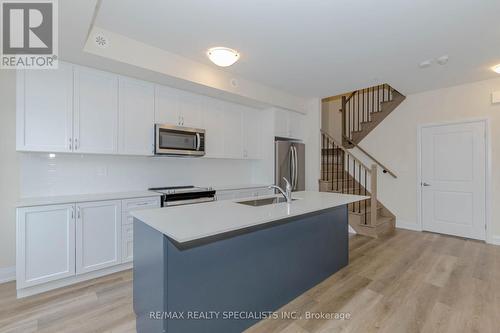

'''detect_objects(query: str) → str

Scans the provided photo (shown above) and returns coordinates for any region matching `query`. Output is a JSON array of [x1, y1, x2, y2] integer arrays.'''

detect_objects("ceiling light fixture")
[[207, 47, 240, 67], [492, 64, 500, 74]]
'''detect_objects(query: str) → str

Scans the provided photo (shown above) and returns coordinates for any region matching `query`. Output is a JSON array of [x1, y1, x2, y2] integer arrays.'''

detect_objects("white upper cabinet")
[[73, 66, 119, 154], [155, 85, 179, 125], [242, 108, 262, 159], [76, 200, 121, 274], [16, 204, 76, 288], [15, 60, 267, 159], [224, 106, 243, 159], [118, 77, 155, 156], [155, 85, 202, 128], [273, 108, 305, 140], [202, 98, 225, 158], [177, 90, 202, 128], [16, 63, 74, 152], [288, 111, 305, 140]]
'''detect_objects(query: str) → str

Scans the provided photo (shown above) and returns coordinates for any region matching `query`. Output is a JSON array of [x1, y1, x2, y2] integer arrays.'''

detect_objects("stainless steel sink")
[[236, 197, 297, 207]]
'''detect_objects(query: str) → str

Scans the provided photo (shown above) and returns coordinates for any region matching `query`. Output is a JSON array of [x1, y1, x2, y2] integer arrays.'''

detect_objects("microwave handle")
[[196, 133, 201, 151]]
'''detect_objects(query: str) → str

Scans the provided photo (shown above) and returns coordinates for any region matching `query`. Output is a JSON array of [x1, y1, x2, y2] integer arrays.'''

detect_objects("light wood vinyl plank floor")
[[1, 229, 499, 333]]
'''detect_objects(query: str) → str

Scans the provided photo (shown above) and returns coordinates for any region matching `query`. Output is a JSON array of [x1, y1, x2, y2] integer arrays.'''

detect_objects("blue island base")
[[133, 205, 348, 333]]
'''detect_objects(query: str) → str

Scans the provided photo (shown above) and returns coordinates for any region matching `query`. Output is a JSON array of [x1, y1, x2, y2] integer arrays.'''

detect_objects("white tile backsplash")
[[20, 153, 259, 197]]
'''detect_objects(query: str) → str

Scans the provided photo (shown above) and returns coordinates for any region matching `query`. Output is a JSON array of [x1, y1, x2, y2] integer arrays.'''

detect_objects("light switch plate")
[[492, 91, 500, 104]]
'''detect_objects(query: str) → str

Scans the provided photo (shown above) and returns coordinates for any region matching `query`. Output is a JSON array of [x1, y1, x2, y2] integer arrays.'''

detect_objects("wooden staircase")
[[342, 84, 405, 148], [319, 133, 396, 238], [319, 83, 406, 238]]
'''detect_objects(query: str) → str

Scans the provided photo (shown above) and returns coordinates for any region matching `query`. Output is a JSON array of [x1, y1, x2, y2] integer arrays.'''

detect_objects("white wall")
[[305, 99, 322, 191], [321, 97, 343, 142], [357, 77, 500, 240], [0, 70, 19, 270]]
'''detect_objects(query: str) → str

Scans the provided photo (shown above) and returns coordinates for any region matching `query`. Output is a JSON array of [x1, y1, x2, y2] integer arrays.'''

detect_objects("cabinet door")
[[76, 200, 121, 274], [74, 67, 118, 154], [242, 108, 262, 159], [288, 111, 305, 140], [202, 99, 225, 158], [224, 107, 243, 158], [16, 204, 75, 288], [178, 90, 202, 128], [155, 85, 181, 125], [17, 63, 73, 152], [118, 77, 155, 156], [273, 108, 289, 138]]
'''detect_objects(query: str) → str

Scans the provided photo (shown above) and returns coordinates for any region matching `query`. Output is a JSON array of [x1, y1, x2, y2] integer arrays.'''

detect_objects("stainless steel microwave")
[[155, 124, 205, 156]]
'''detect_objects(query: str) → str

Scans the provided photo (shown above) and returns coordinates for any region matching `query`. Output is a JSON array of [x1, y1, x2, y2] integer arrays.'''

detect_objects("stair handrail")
[[342, 136, 397, 179], [320, 130, 372, 172]]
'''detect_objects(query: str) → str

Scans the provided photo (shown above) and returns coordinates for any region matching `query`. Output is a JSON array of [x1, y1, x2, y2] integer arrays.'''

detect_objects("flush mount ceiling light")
[[207, 47, 240, 67], [492, 64, 500, 74]]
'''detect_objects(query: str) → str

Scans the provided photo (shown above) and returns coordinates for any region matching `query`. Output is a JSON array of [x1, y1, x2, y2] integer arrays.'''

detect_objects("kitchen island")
[[132, 191, 367, 333]]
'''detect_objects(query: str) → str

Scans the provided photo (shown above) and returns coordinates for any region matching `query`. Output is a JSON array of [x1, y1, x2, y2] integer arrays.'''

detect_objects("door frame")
[[416, 118, 491, 242]]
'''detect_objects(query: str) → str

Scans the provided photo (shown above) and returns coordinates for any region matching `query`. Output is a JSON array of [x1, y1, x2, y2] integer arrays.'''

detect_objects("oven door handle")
[[196, 133, 201, 151]]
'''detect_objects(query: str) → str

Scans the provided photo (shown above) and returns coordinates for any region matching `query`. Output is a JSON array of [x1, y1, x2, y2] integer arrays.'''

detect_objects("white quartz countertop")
[[132, 191, 368, 244], [17, 191, 162, 207]]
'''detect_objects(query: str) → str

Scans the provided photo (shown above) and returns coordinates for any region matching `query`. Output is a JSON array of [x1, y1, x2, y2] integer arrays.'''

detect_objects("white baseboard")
[[487, 235, 500, 246], [395, 219, 422, 232], [0, 266, 16, 284]]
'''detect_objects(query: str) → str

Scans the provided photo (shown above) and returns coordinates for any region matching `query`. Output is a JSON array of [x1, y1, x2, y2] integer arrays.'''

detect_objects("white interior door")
[[421, 121, 486, 240]]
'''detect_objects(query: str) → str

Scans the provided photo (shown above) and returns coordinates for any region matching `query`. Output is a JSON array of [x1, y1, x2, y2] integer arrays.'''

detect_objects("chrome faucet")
[[268, 177, 293, 203]]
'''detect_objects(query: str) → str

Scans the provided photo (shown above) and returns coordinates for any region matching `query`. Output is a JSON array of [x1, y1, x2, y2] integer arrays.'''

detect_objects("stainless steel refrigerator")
[[275, 140, 305, 191]]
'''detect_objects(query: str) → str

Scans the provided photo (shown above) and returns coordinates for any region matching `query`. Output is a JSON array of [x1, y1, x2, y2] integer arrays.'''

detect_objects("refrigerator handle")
[[293, 146, 299, 191], [289, 146, 295, 190]]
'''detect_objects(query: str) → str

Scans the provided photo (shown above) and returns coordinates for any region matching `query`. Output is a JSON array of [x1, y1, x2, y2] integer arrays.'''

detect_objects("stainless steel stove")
[[148, 186, 216, 207]]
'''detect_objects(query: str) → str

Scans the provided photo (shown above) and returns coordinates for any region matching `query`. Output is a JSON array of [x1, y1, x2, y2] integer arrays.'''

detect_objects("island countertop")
[[131, 191, 368, 244]]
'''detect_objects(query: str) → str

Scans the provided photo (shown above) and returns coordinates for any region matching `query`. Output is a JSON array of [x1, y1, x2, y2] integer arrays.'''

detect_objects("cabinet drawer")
[[122, 197, 160, 212]]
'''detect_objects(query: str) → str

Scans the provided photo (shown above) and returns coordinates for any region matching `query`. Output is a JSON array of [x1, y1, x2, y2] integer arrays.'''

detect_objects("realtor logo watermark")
[[1, 0, 58, 69]]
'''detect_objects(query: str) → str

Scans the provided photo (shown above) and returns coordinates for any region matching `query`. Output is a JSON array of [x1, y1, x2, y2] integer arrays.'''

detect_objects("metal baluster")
[[342, 152, 345, 193], [322, 135, 325, 180], [371, 86, 374, 117], [347, 100, 350, 139], [352, 159, 356, 212], [329, 140, 332, 192], [347, 155, 349, 196], [377, 85, 380, 112], [336, 144, 339, 191], [358, 162, 362, 213], [364, 169, 367, 224]]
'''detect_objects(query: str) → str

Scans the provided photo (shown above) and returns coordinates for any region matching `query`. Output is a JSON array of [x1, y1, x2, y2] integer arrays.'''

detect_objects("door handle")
[[421, 182, 431, 187]]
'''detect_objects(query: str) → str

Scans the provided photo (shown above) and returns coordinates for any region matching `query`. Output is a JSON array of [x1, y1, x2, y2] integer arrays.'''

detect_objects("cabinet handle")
[[77, 207, 81, 219], [69, 138, 72, 150], [74, 138, 78, 150], [71, 207, 74, 219]]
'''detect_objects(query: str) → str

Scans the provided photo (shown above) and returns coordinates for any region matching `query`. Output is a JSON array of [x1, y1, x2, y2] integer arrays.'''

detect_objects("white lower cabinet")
[[76, 200, 121, 274], [16, 204, 76, 288], [16, 196, 160, 294], [121, 197, 161, 263]]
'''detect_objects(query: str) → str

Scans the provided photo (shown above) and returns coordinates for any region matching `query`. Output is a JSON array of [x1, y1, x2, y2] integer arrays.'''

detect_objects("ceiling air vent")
[[93, 33, 109, 49]]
